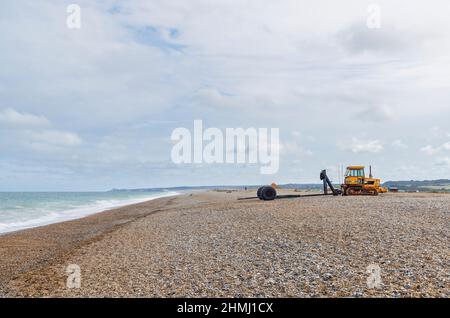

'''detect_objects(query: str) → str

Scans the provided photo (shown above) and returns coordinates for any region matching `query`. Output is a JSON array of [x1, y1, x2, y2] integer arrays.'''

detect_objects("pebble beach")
[[0, 191, 449, 297]]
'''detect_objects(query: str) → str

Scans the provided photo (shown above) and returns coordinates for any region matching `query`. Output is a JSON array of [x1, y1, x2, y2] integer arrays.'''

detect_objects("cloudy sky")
[[1, 0, 450, 191]]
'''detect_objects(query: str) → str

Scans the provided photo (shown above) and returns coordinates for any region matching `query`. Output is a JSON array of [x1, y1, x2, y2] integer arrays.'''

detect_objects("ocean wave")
[[0, 191, 179, 235]]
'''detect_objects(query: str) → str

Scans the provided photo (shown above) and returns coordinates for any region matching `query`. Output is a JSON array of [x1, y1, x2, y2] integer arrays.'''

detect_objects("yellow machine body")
[[342, 166, 387, 196]]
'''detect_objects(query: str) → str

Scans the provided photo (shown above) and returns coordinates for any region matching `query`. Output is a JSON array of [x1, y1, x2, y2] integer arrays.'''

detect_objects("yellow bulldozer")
[[243, 166, 387, 201], [341, 165, 387, 196]]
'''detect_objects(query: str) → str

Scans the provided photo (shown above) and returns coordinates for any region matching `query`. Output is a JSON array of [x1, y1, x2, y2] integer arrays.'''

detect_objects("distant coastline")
[[110, 178, 450, 193]]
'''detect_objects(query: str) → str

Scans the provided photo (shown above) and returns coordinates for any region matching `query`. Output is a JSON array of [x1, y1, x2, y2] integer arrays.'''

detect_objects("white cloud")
[[0, 108, 82, 151], [336, 22, 423, 55], [442, 142, 450, 150], [420, 141, 450, 155], [420, 145, 440, 155], [392, 139, 408, 149], [0, 108, 50, 128], [355, 105, 393, 122], [338, 137, 384, 153], [193, 88, 236, 109], [280, 141, 313, 157], [26, 130, 82, 147], [435, 157, 450, 167]]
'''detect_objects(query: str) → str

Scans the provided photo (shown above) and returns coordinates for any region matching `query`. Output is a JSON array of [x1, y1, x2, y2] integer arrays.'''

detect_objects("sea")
[[0, 190, 179, 234]]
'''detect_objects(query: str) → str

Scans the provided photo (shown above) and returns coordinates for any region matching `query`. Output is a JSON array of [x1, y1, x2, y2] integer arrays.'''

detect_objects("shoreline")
[[0, 192, 199, 296], [0, 191, 182, 236], [0, 190, 448, 297]]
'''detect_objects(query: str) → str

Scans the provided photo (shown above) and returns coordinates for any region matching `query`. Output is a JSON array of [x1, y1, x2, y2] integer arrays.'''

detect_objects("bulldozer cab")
[[344, 166, 365, 184], [345, 166, 365, 177]]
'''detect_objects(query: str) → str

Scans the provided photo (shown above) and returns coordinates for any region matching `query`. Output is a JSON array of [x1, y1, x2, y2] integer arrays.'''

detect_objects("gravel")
[[1, 191, 449, 297]]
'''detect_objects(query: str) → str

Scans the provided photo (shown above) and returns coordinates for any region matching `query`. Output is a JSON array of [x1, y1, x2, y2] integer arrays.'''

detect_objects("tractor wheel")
[[261, 186, 277, 201], [347, 188, 358, 195], [257, 187, 264, 199]]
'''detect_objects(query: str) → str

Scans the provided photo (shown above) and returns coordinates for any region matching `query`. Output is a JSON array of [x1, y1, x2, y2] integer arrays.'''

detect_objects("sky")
[[1, 0, 450, 191]]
